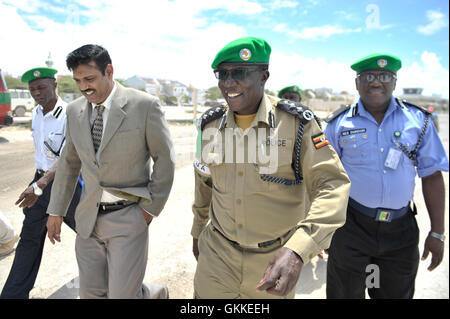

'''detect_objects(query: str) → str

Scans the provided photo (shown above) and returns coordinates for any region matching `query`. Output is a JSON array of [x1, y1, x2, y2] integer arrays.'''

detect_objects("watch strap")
[[429, 231, 445, 242]]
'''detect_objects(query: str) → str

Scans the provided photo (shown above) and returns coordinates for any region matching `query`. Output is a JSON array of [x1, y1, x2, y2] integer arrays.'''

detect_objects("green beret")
[[351, 53, 401, 73], [211, 37, 271, 69], [278, 85, 301, 98], [21, 67, 57, 83]]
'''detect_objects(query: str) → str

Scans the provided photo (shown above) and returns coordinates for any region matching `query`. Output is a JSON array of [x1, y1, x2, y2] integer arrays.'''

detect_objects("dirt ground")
[[0, 114, 448, 299]]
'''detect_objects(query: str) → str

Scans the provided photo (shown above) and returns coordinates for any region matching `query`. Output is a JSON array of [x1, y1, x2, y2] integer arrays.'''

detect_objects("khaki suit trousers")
[[194, 224, 296, 299], [75, 204, 150, 299]]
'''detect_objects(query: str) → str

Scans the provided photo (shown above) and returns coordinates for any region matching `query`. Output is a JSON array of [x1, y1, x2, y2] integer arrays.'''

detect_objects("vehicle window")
[[11, 92, 18, 98], [25, 92, 31, 98], [20, 92, 27, 98]]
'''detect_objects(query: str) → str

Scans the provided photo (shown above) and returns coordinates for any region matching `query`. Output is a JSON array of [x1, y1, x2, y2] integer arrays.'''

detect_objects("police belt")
[[212, 225, 293, 250], [98, 200, 136, 214], [349, 198, 410, 222]]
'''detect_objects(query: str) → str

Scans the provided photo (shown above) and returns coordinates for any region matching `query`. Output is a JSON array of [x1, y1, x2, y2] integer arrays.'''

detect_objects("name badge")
[[384, 147, 402, 170]]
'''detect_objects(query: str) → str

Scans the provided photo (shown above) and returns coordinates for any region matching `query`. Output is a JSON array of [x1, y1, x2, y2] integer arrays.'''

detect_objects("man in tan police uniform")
[[191, 37, 351, 299]]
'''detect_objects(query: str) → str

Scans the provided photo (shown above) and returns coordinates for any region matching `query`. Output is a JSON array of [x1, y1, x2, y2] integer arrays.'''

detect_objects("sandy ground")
[[0, 113, 448, 299]]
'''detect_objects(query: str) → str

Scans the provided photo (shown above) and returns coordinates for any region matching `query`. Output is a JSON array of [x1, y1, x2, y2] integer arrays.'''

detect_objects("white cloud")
[[267, 51, 357, 96], [398, 51, 449, 98], [274, 23, 362, 40], [1, 0, 42, 13], [0, 1, 248, 89], [269, 0, 298, 9], [417, 10, 448, 35]]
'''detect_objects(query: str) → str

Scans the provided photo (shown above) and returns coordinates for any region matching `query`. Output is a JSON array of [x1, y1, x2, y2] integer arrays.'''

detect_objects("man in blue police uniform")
[[0, 67, 81, 299], [324, 53, 448, 299]]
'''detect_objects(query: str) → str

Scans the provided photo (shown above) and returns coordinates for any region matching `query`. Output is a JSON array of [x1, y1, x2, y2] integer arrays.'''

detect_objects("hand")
[[15, 186, 39, 208], [141, 208, 153, 225], [256, 247, 303, 296], [192, 238, 199, 261], [47, 216, 63, 244], [421, 234, 444, 271], [317, 249, 329, 259]]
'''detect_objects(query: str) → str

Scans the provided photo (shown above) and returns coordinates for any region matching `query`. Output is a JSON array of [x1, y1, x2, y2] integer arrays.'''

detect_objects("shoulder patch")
[[276, 99, 314, 124], [396, 98, 431, 115], [324, 104, 351, 123], [198, 105, 226, 130]]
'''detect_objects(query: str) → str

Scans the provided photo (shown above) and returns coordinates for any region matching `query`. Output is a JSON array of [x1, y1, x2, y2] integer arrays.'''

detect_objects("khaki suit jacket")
[[47, 82, 175, 239]]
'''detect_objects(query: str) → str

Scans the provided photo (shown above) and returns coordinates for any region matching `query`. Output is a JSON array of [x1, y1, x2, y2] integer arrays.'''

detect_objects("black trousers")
[[0, 172, 81, 299], [326, 203, 420, 299]]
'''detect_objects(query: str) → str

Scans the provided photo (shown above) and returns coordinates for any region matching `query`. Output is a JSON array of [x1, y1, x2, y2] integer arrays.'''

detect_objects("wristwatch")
[[429, 231, 446, 242], [32, 182, 43, 196]]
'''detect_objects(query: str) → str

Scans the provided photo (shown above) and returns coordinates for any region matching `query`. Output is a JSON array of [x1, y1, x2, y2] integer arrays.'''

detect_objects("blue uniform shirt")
[[324, 96, 448, 209]]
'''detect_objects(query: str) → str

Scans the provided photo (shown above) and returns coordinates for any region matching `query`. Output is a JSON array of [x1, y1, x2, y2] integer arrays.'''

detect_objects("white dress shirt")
[[31, 97, 67, 171]]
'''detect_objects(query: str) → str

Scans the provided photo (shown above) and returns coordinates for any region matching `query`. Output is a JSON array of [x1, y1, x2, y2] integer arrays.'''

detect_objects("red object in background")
[[0, 68, 13, 126]]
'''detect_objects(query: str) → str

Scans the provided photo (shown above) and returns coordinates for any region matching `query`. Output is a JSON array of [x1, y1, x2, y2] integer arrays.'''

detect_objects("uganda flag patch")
[[312, 133, 329, 149]]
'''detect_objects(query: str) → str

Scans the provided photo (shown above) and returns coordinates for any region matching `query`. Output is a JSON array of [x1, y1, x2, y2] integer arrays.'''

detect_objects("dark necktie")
[[92, 105, 105, 153]]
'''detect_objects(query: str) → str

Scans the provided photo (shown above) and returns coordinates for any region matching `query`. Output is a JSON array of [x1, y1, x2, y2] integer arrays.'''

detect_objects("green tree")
[[57, 75, 78, 94], [205, 86, 222, 101], [4, 74, 27, 89]]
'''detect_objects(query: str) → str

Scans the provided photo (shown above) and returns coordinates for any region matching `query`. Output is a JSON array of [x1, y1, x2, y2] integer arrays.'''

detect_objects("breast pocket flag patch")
[[312, 133, 330, 149]]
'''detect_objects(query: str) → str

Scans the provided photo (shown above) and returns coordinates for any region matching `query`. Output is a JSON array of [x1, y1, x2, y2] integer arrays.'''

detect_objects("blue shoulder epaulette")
[[276, 99, 314, 124], [198, 105, 226, 130], [324, 104, 352, 123], [396, 98, 431, 115]]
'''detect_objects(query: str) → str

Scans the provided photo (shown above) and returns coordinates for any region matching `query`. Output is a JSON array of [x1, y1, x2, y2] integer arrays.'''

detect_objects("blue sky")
[[0, 0, 448, 97]]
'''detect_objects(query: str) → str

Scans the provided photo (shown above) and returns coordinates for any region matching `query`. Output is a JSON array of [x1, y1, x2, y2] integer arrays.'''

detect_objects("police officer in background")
[[0, 67, 81, 299], [191, 37, 350, 298], [278, 85, 302, 103], [324, 54, 448, 299]]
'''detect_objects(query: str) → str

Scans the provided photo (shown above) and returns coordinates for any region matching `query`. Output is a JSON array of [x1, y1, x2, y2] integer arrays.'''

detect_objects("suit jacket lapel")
[[78, 99, 96, 157], [98, 84, 127, 155]]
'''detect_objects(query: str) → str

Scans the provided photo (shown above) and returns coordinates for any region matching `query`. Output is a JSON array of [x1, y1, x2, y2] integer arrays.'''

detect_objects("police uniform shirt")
[[324, 96, 449, 210], [31, 97, 67, 171], [192, 94, 350, 265]]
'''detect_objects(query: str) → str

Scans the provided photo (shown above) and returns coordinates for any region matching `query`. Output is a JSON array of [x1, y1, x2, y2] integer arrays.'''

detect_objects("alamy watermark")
[[200, 127, 280, 174]]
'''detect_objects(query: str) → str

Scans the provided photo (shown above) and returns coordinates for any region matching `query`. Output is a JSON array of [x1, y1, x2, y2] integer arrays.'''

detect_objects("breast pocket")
[[113, 129, 142, 153], [210, 163, 232, 193], [45, 131, 65, 157], [339, 134, 372, 165], [395, 134, 417, 168]]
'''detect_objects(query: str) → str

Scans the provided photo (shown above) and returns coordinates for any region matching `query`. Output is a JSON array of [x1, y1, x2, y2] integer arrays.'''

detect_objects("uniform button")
[[238, 171, 244, 177], [238, 224, 243, 229], [380, 148, 384, 152], [236, 199, 242, 205], [353, 144, 357, 148], [379, 128, 382, 132], [383, 170, 387, 174]]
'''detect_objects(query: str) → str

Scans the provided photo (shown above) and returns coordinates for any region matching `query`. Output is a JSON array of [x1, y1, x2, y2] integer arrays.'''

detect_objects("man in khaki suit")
[[191, 37, 351, 298], [46, 44, 175, 299]]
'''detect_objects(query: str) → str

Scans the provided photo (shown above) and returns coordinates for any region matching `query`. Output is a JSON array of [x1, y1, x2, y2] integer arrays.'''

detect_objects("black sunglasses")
[[357, 72, 397, 83], [213, 68, 261, 81]]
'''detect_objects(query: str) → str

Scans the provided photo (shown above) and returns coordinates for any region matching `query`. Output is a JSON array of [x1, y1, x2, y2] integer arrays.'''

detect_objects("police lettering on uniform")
[[191, 37, 351, 299], [0, 67, 81, 299], [324, 53, 448, 299]]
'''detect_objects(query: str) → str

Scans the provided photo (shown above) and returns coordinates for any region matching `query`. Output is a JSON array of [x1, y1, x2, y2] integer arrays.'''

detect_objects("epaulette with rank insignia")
[[324, 104, 351, 123], [396, 98, 432, 115], [276, 99, 314, 124], [198, 105, 226, 131], [52, 105, 63, 119]]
